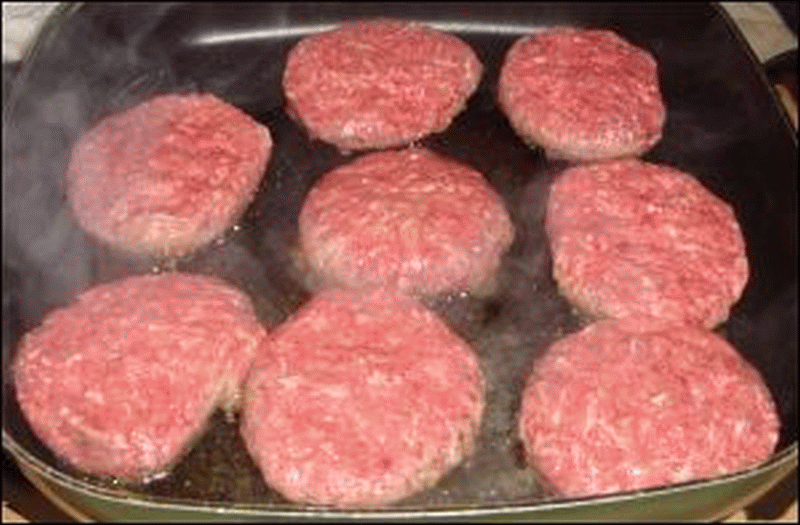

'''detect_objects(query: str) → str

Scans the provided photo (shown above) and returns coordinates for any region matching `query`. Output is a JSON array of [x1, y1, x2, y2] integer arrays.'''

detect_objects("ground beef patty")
[[66, 93, 272, 257], [13, 273, 265, 480], [498, 28, 665, 161], [298, 147, 514, 296], [519, 317, 780, 498], [546, 159, 749, 328], [283, 18, 482, 152], [241, 289, 485, 508]]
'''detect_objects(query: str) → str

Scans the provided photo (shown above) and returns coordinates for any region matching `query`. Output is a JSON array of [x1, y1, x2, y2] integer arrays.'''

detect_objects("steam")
[[3, 86, 92, 321], [3, 5, 198, 322]]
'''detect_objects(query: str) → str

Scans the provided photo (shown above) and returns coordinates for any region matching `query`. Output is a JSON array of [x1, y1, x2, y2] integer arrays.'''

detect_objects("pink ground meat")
[[241, 289, 485, 507], [283, 18, 482, 152], [519, 317, 780, 498], [13, 273, 265, 480], [299, 147, 514, 296], [498, 28, 665, 160], [545, 159, 749, 328], [66, 93, 272, 257]]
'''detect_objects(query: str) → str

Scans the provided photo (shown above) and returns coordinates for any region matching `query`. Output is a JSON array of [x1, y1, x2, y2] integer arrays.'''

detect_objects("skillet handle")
[[765, 48, 798, 131]]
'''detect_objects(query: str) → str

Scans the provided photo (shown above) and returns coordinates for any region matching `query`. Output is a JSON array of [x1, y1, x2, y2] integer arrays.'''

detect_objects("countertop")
[[2, 2, 797, 522]]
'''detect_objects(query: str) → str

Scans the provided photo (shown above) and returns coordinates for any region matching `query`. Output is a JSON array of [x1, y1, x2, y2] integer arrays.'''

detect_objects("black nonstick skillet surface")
[[2, 1, 797, 517]]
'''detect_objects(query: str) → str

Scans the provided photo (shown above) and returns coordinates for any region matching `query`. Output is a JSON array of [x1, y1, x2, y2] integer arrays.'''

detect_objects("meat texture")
[[283, 18, 482, 152], [13, 273, 266, 480], [241, 289, 485, 507], [299, 147, 514, 296], [546, 159, 749, 328], [519, 317, 780, 498], [66, 93, 272, 257], [498, 28, 665, 160]]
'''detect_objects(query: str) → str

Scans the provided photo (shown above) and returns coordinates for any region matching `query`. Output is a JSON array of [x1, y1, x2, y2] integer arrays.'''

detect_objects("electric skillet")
[[2, 2, 797, 521]]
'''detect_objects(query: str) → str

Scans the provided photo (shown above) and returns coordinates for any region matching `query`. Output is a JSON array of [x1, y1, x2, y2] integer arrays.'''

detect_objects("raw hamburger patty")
[[66, 93, 272, 257], [283, 18, 482, 152], [519, 317, 780, 498], [545, 159, 749, 328], [13, 273, 265, 480], [298, 147, 514, 295], [241, 289, 485, 507], [498, 28, 665, 161]]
